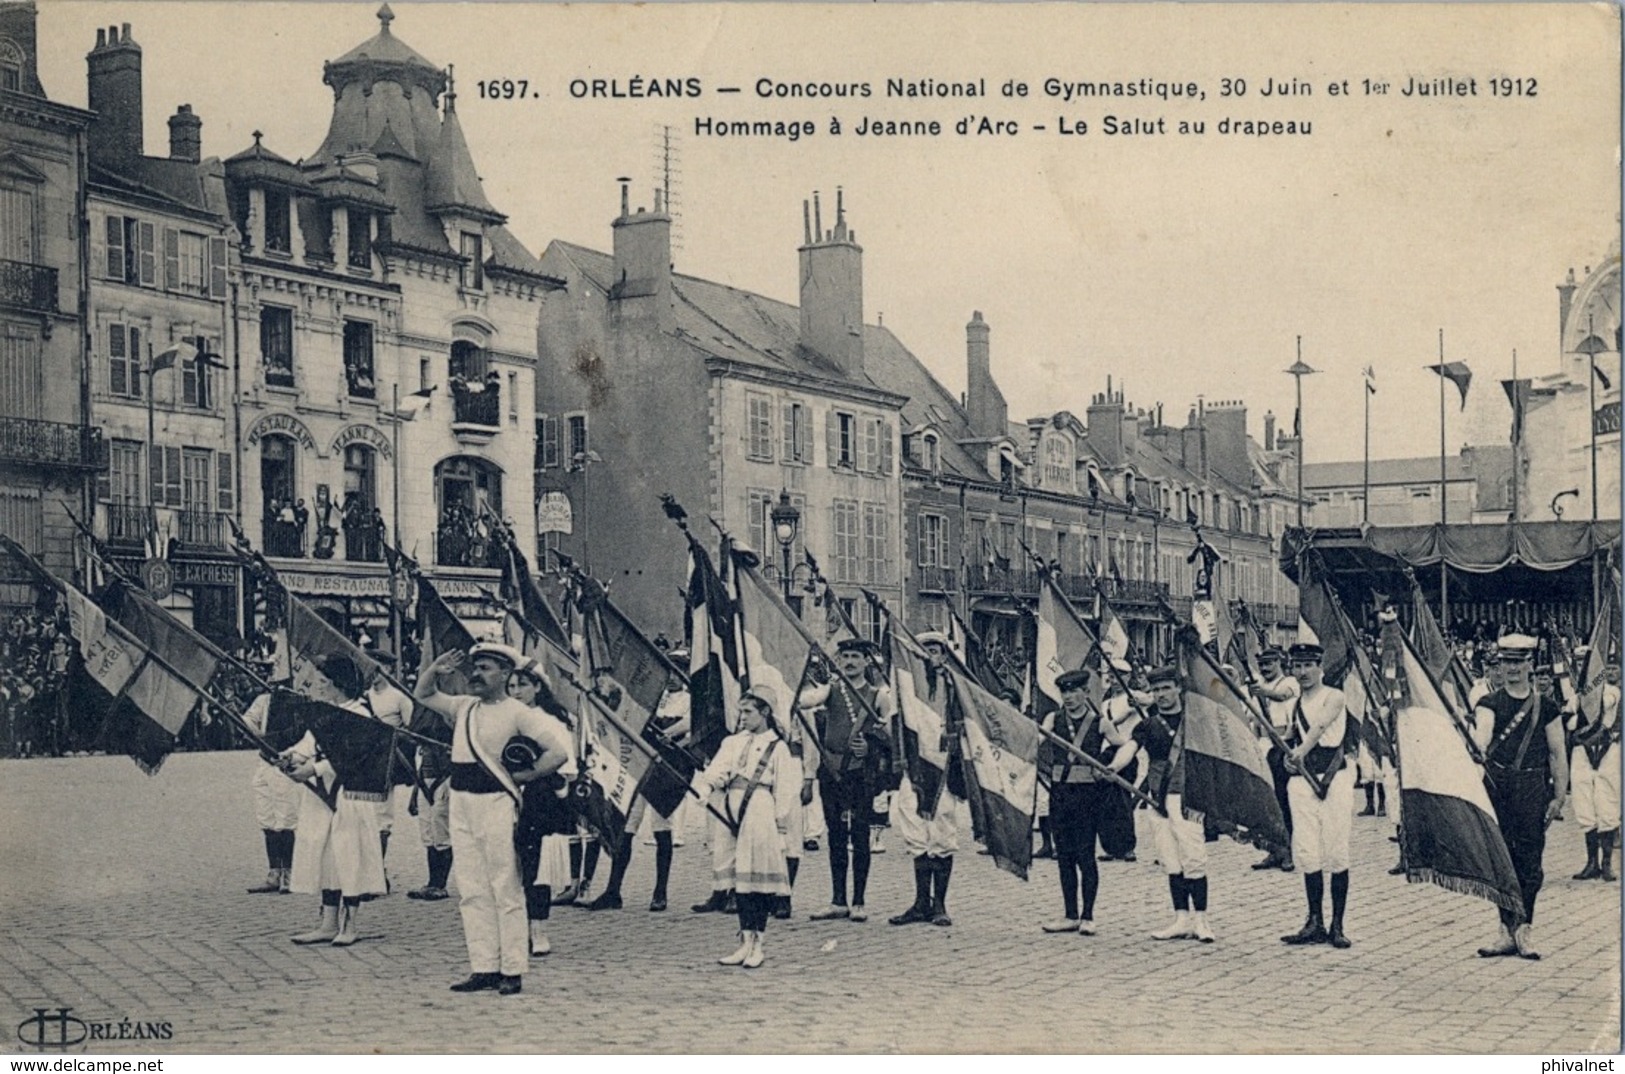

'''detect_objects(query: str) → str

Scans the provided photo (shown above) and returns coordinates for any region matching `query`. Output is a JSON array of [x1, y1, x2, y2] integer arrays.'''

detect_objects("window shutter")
[[164, 446, 182, 507], [108, 324, 126, 396], [149, 443, 163, 506], [917, 514, 928, 569], [163, 227, 180, 290], [798, 408, 812, 463], [95, 463, 110, 502], [542, 416, 558, 468], [748, 493, 766, 556], [91, 214, 107, 283], [128, 327, 141, 399], [105, 215, 125, 280], [825, 409, 839, 469], [216, 452, 234, 512], [209, 236, 228, 297], [137, 220, 157, 286], [880, 419, 894, 475], [781, 401, 795, 461]]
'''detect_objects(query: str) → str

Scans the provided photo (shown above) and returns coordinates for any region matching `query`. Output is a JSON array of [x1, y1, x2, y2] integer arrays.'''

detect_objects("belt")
[[449, 762, 507, 795]]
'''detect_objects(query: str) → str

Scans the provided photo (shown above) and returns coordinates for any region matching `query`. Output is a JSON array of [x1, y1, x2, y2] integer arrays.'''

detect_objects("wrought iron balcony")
[[451, 380, 501, 427], [1099, 578, 1170, 606], [175, 509, 229, 550], [0, 259, 58, 314], [916, 565, 957, 592], [105, 503, 154, 548], [0, 416, 100, 469], [962, 565, 1041, 596], [262, 514, 306, 558]]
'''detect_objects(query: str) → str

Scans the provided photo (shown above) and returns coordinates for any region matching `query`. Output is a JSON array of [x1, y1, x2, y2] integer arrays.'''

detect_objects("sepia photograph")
[[0, 0, 1619, 1057]]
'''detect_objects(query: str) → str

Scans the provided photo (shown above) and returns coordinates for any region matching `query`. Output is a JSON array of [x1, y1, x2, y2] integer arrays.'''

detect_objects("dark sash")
[[728, 738, 780, 831]]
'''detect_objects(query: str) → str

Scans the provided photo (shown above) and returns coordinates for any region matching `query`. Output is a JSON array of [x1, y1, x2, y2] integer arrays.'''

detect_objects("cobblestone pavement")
[[0, 753, 1618, 1054]]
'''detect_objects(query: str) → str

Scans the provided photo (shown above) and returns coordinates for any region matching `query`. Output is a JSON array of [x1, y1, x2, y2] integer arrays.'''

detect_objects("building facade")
[[0, 1, 96, 603], [1303, 446, 1515, 529], [1523, 242, 1621, 522], [536, 187, 907, 639], [81, 23, 240, 645], [228, 6, 556, 646]]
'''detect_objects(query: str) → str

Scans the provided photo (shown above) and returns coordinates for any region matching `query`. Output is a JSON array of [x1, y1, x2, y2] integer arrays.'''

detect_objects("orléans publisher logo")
[[16, 1007, 174, 1050]]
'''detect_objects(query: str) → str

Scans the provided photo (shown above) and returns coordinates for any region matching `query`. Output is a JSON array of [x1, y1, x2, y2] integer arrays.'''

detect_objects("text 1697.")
[[1489, 77, 1536, 97], [477, 80, 533, 100]]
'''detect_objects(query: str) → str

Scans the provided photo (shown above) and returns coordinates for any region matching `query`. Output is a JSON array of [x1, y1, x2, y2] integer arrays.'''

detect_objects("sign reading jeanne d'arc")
[[245, 412, 319, 453], [332, 424, 393, 460], [537, 491, 573, 535]]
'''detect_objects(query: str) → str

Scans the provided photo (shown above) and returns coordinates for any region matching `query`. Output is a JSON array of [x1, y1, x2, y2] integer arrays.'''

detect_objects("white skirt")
[[290, 793, 387, 897], [536, 833, 573, 889], [718, 785, 789, 896]]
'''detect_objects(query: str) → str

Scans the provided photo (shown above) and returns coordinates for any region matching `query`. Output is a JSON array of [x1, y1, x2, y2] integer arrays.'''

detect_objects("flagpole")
[[391, 382, 402, 654], [1510, 349, 1520, 523], [1437, 328, 1449, 631], [1362, 370, 1371, 525], [1589, 315, 1599, 522]]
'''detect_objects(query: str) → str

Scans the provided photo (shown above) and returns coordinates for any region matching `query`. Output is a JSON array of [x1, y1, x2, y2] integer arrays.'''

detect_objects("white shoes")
[[742, 932, 765, 969], [1151, 911, 1194, 940], [530, 922, 551, 957], [291, 904, 340, 945], [719, 930, 753, 966], [330, 904, 359, 947], [1191, 912, 1214, 944], [1042, 917, 1079, 933], [1077, 918, 1097, 936]]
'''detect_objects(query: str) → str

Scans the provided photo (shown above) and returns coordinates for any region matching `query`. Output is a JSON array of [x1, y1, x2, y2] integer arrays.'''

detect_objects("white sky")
[[33, 1, 1621, 466]]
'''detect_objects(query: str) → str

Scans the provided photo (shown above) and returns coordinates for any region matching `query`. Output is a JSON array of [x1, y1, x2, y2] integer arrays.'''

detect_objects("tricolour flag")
[[1382, 620, 1524, 920], [414, 574, 476, 738], [1175, 631, 1290, 855], [578, 691, 666, 854], [1408, 577, 1474, 714], [890, 628, 949, 818], [683, 535, 740, 761], [283, 592, 384, 706], [1034, 582, 1093, 716], [949, 664, 1040, 880], [1295, 566, 1381, 762]]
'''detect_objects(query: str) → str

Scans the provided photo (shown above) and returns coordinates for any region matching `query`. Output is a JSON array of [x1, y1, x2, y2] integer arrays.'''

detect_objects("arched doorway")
[[342, 443, 380, 562], [434, 456, 503, 568], [260, 435, 302, 557]]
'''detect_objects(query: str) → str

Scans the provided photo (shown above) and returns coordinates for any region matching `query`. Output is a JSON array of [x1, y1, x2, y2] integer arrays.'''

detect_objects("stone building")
[[536, 186, 907, 638], [228, 5, 558, 645], [80, 22, 240, 645], [0, 1, 96, 603], [1304, 447, 1516, 529]]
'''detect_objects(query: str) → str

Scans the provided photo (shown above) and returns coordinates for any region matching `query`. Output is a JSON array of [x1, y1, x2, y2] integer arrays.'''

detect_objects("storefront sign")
[[277, 571, 392, 597], [171, 560, 238, 587], [537, 491, 573, 535], [1594, 401, 1621, 437], [332, 423, 394, 460], [245, 412, 320, 453], [141, 559, 173, 600]]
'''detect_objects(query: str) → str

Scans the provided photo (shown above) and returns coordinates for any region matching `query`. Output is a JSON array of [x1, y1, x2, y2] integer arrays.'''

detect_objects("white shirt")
[[1257, 672, 1301, 732], [449, 695, 572, 768], [366, 681, 414, 728], [1295, 683, 1348, 752]]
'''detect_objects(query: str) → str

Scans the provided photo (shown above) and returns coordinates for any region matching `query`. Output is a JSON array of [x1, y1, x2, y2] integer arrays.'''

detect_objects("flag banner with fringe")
[[948, 664, 1039, 880]]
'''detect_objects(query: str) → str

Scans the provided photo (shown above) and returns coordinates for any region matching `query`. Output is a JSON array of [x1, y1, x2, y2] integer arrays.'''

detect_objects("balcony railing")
[[0, 417, 100, 469], [175, 509, 229, 550], [0, 259, 58, 313], [343, 521, 384, 563], [105, 503, 154, 548], [263, 514, 306, 558], [962, 565, 1041, 596], [916, 565, 956, 592], [436, 514, 504, 569], [1099, 578, 1169, 606], [451, 379, 501, 427], [961, 564, 1171, 608]]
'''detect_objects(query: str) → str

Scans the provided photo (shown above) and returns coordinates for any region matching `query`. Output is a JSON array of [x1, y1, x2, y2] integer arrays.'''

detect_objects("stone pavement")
[[0, 752, 1618, 1054]]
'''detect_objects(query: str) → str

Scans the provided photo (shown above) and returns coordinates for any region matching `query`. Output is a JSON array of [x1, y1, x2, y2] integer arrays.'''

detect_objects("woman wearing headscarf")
[[696, 686, 798, 968]]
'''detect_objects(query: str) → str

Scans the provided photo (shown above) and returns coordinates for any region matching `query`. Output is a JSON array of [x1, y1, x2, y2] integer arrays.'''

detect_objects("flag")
[[283, 593, 384, 706], [1428, 361, 1473, 410], [1573, 585, 1618, 735], [683, 535, 739, 760], [890, 628, 950, 818], [102, 582, 222, 733], [1296, 566, 1388, 763], [1501, 378, 1531, 445], [414, 574, 476, 739], [1035, 581, 1093, 716], [1382, 620, 1524, 920], [577, 693, 644, 855], [1174, 631, 1291, 855], [948, 663, 1040, 880], [498, 529, 571, 652], [148, 340, 196, 374], [270, 690, 395, 797], [1408, 576, 1473, 714], [394, 385, 436, 419], [1096, 589, 1131, 663], [1364, 366, 1377, 395], [730, 552, 819, 728]]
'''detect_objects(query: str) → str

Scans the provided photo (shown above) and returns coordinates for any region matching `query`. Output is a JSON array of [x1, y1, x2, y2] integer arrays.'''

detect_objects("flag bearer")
[[243, 676, 300, 895], [888, 632, 967, 929], [1135, 665, 1214, 944], [1278, 643, 1356, 950], [1563, 652, 1619, 882], [1247, 647, 1298, 872]]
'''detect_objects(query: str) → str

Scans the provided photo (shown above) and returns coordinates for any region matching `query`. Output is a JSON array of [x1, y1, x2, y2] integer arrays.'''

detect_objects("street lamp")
[[770, 490, 801, 610], [1284, 337, 1317, 531]]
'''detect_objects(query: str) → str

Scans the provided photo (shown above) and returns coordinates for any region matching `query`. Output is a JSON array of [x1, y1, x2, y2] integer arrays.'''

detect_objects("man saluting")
[[414, 642, 572, 995]]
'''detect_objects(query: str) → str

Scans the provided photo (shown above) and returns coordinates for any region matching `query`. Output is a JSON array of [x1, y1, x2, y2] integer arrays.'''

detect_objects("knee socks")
[[653, 831, 673, 899], [1330, 869, 1348, 929], [1169, 874, 1189, 912]]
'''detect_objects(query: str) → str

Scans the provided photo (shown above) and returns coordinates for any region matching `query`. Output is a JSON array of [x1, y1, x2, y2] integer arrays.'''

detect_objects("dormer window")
[[346, 208, 371, 269], [460, 231, 484, 290], [921, 432, 940, 473], [263, 188, 291, 254]]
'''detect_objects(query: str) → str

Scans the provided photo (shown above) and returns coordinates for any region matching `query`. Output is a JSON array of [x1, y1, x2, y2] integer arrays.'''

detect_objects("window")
[[828, 410, 856, 468], [857, 416, 880, 473], [1, 61, 19, 93], [0, 184, 36, 262], [747, 392, 774, 461], [149, 445, 182, 508], [831, 499, 861, 582], [260, 436, 301, 557], [263, 188, 291, 254], [163, 229, 207, 293], [918, 513, 946, 568], [460, 231, 484, 290], [347, 209, 371, 269], [181, 335, 216, 409], [261, 306, 294, 387], [567, 414, 588, 465], [920, 432, 939, 473], [342, 444, 381, 562], [781, 401, 812, 463], [216, 452, 234, 512], [537, 414, 560, 468], [507, 372, 518, 422], [435, 457, 504, 568], [863, 502, 892, 585], [343, 320, 375, 399], [107, 440, 142, 503], [181, 448, 212, 512], [107, 323, 141, 399]]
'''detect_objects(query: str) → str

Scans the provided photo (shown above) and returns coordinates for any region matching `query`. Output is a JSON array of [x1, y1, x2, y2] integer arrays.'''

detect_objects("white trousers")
[[1289, 765, 1356, 874], [1150, 793, 1207, 879], [252, 762, 302, 830], [891, 777, 964, 857], [1572, 743, 1621, 833], [449, 790, 527, 977], [417, 785, 451, 850]]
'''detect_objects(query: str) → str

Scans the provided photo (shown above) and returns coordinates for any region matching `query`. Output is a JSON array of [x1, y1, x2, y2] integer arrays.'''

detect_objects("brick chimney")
[[964, 311, 1008, 440], [168, 104, 201, 163], [1085, 378, 1124, 466], [1263, 410, 1276, 452], [87, 23, 143, 164], [1203, 400, 1251, 486], [799, 188, 864, 378], [609, 178, 673, 330]]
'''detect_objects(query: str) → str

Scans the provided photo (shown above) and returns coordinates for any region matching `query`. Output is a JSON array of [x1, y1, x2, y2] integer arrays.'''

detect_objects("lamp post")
[[569, 448, 603, 574], [1285, 338, 1317, 531], [770, 489, 801, 614]]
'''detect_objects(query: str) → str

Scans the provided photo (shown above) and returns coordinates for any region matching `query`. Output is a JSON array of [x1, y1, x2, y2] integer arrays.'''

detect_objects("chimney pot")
[[96, 27, 106, 47]]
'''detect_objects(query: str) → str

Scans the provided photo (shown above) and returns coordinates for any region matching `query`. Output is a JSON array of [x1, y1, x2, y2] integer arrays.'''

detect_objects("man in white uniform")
[[414, 642, 573, 996], [888, 632, 967, 928], [1279, 643, 1355, 950], [1248, 647, 1299, 872], [243, 681, 301, 894], [1563, 650, 1621, 882]]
